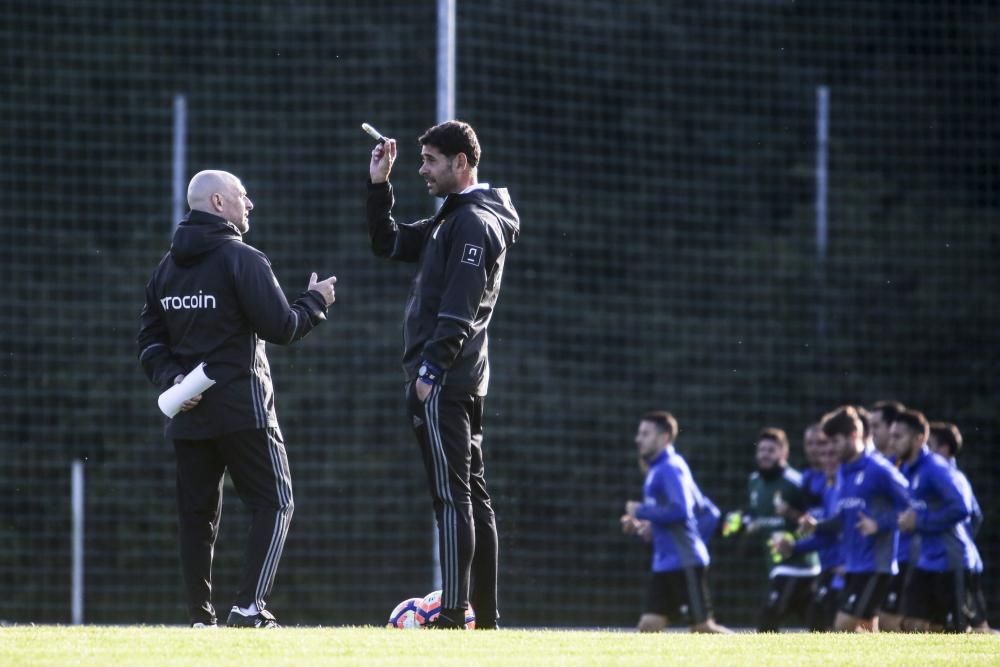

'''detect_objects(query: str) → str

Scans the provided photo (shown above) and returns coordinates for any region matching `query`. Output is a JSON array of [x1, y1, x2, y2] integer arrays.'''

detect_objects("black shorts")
[[756, 574, 815, 632], [879, 560, 913, 615], [644, 567, 713, 625], [839, 573, 892, 620], [903, 568, 970, 632], [806, 570, 842, 632], [965, 571, 988, 628]]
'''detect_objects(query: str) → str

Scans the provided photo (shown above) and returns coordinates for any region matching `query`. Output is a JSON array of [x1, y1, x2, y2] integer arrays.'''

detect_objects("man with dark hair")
[[622, 412, 730, 633], [801, 405, 910, 632], [366, 121, 519, 629], [137, 170, 337, 628], [726, 427, 819, 632], [868, 400, 905, 457], [928, 422, 993, 633], [892, 411, 975, 632]]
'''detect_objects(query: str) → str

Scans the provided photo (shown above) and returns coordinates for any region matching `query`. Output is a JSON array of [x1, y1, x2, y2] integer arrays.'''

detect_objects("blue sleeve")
[[793, 529, 834, 556], [696, 493, 721, 542], [916, 465, 970, 533], [970, 490, 983, 537], [872, 463, 911, 532], [634, 467, 690, 526]]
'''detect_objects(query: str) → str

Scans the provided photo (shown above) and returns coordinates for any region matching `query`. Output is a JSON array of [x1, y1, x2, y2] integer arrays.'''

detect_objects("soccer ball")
[[386, 597, 424, 629], [417, 590, 476, 629]]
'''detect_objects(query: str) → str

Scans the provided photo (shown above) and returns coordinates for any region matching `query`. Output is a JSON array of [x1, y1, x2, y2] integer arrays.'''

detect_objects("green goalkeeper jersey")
[[744, 466, 820, 576]]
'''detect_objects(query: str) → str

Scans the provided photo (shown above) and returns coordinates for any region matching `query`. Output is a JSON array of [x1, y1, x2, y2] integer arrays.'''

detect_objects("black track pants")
[[407, 382, 499, 624], [173, 427, 293, 624]]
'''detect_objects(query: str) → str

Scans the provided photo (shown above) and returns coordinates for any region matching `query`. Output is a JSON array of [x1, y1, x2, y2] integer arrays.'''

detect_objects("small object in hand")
[[362, 122, 388, 144]]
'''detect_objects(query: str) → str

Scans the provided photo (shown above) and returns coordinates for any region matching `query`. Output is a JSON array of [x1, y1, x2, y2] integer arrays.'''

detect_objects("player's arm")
[[633, 468, 691, 526], [419, 214, 500, 375], [915, 465, 970, 533], [877, 463, 913, 532], [234, 249, 330, 345], [968, 485, 984, 537], [137, 281, 186, 390], [695, 489, 721, 541]]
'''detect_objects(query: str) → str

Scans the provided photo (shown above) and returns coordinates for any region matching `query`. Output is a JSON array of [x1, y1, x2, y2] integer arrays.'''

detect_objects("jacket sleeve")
[[969, 488, 983, 537], [420, 212, 498, 370], [137, 280, 186, 391], [915, 465, 970, 533], [875, 464, 913, 532], [634, 467, 691, 526], [367, 181, 430, 262], [792, 529, 834, 556], [696, 491, 721, 542], [234, 248, 328, 345]]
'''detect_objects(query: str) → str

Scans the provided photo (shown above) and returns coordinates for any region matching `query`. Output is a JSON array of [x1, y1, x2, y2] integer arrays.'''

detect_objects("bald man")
[[138, 170, 337, 628]]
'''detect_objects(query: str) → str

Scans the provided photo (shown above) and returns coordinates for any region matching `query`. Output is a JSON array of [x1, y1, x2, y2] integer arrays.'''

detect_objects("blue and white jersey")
[[819, 450, 910, 574], [634, 447, 711, 572], [801, 467, 828, 511], [793, 475, 844, 572], [696, 493, 721, 546], [902, 447, 974, 572], [950, 461, 983, 573], [885, 454, 917, 566]]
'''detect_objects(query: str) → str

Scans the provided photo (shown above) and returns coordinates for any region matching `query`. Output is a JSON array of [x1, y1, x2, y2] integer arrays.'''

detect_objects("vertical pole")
[[172, 94, 187, 231], [815, 86, 829, 337], [431, 0, 456, 592], [437, 0, 455, 123], [71, 459, 85, 625]]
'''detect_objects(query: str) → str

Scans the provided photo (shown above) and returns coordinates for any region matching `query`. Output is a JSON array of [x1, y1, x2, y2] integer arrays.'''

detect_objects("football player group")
[[618, 401, 993, 634]]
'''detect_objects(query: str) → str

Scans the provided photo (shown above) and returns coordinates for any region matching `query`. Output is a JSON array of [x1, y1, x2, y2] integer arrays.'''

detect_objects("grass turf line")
[[1, 626, 997, 666]]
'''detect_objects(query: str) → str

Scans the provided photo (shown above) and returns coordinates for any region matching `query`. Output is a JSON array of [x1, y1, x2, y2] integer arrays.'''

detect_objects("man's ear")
[[453, 152, 469, 171], [212, 192, 224, 211]]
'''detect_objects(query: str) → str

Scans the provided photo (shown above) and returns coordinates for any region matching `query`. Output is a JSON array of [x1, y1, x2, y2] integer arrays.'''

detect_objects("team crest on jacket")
[[855, 471, 865, 485], [461, 244, 483, 267]]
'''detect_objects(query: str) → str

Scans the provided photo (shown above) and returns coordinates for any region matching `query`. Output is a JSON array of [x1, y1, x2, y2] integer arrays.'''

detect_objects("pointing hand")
[[308, 273, 337, 306]]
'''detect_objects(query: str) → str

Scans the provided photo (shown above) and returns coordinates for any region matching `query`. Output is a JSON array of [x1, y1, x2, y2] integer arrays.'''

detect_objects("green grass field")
[[2, 626, 997, 667]]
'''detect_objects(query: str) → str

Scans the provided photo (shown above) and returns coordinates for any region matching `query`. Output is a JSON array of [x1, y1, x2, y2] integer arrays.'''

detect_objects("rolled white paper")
[[157, 362, 216, 418]]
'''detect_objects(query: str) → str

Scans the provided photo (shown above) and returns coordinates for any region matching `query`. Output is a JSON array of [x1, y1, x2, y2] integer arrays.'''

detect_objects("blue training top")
[[634, 446, 712, 572], [901, 446, 974, 572], [818, 448, 910, 574], [793, 474, 844, 573], [950, 461, 983, 573], [886, 454, 917, 566]]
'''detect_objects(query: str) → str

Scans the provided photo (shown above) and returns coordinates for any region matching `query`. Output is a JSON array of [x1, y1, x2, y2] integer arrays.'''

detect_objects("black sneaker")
[[226, 607, 280, 628], [475, 620, 499, 630], [425, 610, 465, 630]]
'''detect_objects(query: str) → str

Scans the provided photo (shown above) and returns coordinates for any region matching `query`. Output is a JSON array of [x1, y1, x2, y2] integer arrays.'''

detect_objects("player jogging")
[[928, 421, 995, 633], [801, 405, 910, 632], [891, 410, 974, 632], [623, 411, 731, 634]]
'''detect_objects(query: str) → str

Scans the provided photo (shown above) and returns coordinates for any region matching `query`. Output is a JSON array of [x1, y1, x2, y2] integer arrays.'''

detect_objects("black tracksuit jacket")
[[367, 181, 520, 396], [137, 210, 328, 439]]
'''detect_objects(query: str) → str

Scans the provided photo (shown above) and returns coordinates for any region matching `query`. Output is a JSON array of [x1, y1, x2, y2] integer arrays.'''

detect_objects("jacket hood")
[[170, 210, 242, 267], [463, 187, 521, 245]]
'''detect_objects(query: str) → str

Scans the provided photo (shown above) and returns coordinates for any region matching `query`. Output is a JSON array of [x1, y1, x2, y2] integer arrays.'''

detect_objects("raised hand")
[[370, 138, 397, 184], [307, 273, 337, 306]]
